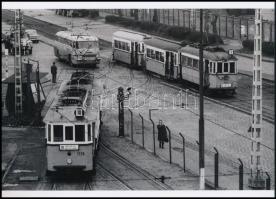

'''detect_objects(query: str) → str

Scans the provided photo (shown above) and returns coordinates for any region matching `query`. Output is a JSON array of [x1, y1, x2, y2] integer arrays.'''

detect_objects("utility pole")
[[199, 9, 205, 190], [14, 9, 23, 117], [117, 87, 125, 137], [248, 9, 265, 190]]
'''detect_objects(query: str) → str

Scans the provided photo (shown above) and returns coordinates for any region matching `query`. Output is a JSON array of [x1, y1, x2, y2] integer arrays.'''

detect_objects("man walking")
[[51, 62, 57, 83], [157, 120, 168, 149]]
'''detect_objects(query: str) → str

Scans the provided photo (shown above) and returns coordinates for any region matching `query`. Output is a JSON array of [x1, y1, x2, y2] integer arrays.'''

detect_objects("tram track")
[[99, 141, 173, 190]]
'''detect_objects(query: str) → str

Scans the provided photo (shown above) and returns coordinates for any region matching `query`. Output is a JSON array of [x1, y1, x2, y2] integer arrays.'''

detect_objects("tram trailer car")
[[179, 46, 238, 93], [43, 71, 101, 176], [143, 37, 182, 80], [112, 30, 150, 69]]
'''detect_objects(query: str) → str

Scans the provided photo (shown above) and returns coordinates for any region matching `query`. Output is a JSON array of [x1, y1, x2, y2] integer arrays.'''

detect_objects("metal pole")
[[36, 63, 41, 104], [265, 172, 270, 190], [165, 126, 172, 164], [149, 119, 156, 155], [128, 108, 133, 144], [117, 87, 124, 137], [199, 9, 205, 190], [238, 158, 243, 190], [139, 113, 144, 148], [179, 133, 185, 172], [214, 147, 219, 189]]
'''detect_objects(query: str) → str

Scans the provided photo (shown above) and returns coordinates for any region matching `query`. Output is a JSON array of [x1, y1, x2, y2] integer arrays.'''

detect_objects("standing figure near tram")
[[51, 62, 57, 83], [157, 120, 168, 149]]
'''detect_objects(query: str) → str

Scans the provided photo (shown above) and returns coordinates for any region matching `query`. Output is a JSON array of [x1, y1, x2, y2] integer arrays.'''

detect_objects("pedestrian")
[[51, 62, 57, 83], [157, 120, 168, 149]]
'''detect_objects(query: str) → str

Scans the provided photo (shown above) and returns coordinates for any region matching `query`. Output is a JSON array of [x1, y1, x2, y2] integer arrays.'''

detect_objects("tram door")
[[131, 42, 139, 67], [165, 51, 174, 79]]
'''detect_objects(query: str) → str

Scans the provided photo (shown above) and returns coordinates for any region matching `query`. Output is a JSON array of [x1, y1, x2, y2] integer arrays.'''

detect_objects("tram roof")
[[56, 31, 98, 42], [179, 46, 238, 61], [113, 30, 149, 42], [144, 38, 182, 52]]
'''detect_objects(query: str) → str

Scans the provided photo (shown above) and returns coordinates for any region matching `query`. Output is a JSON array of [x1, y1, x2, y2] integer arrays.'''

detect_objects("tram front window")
[[77, 41, 98, 49], [217, 62, 222, 73], [230, 62, 235, 73], [53, 125, 63, 142], [65, 126, 73, 141], [75, 125, 85, 142]]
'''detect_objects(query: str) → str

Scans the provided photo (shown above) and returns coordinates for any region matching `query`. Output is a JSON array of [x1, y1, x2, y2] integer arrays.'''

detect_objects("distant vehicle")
[[54, 31, 101, 67], [112, 30, 151, 69], [43, 71, 101, 176], [25, 29, 39, 43], [9, 34, 33, 55]]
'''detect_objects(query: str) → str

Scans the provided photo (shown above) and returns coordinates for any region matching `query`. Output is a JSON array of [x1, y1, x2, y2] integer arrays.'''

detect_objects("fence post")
[[265, 172, 270, 190], [240, 17, 242, 39], [246, 19, 249, 40], [150, 119, 156, 155], [128, 108, 133, 144], [238, 158, 243, 190], [165, 126, 172, 164], [214, 147, 219, 189], [218, 15, 221, 36], [232, 16, 235, 38], [139, 113, 144, 148], [226, 16, 228, 38], [179, 133, 185, 172]]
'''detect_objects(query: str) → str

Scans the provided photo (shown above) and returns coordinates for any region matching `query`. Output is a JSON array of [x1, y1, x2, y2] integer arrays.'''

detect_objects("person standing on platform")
[[51, 62, 57, 83], [157, 120, 168, 149]]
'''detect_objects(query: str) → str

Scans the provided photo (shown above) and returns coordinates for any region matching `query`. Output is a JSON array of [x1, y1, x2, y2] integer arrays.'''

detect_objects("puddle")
[[12, 169, 35, 173]]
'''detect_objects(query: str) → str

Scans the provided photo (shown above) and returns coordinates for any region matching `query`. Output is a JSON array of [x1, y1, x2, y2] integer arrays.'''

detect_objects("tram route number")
[[221, 83, 231, 88], [60, 145, 79, 151]]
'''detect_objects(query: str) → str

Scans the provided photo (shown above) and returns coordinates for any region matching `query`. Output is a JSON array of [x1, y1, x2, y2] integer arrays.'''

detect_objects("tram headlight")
[[67, 158, 72, 165]]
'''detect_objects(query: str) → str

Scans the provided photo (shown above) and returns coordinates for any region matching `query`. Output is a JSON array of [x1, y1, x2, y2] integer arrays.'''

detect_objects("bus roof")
[[56, 31, 98, 42], [144, 37, 182, 52], [179, 46, 238, 61], [113, 30, 149, 42]]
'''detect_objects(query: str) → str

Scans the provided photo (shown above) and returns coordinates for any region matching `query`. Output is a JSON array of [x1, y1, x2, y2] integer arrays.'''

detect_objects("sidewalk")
[[21, 9, 274, 82]]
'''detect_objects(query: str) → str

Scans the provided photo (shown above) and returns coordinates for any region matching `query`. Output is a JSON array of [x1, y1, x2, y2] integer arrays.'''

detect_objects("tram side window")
[[88, 124, 91, 141], [150, 49, 155, 59], [75, 125, 85, 142], [160, 52, 164, 62], [181, 56, 187, 66], [48, 124, 51, 142], [230, 62, 235, 73], [193, 59, 199, 69], [217, 62, 222, 73], [146, 48, 150, 57], [187, 57, 192, 67], [53, 125, 63, 142]]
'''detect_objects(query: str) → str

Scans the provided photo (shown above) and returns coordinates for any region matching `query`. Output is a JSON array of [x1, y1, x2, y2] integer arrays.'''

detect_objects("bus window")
[[48, 124, 51, 142], [224, 62, 228, 73], [65, 126, 73, 141], [230, 62, 235, 73], [53, 125, 63, 142], [217, 62, 222, 73], [75, 125, 85, 142], [88, 124, 91, 141]]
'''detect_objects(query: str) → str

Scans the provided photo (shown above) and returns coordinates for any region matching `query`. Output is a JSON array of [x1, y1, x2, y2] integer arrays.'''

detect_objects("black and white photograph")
[[1, 1, 275, 197]]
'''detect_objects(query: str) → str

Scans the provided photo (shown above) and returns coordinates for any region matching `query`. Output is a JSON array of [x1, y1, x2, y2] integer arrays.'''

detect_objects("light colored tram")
[[179, 46, 238, 92], [112, 30, 150, 68], [54, 31, 101, 67], [143, 37, 182, 80], [43, 71, 101, 176]]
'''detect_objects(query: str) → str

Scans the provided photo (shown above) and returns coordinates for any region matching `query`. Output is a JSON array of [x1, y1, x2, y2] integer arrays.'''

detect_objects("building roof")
[[144, 37, 182, 52], [113, 30, 150, 42], [2, 72, 48, 84], [56, 31, 98, 42], [179, 46, 238, 61]]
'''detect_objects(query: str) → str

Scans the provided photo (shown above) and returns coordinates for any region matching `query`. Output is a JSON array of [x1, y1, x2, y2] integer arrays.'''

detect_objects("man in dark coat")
[[157, 120, 168, 149], [51, 62, 57, 83]]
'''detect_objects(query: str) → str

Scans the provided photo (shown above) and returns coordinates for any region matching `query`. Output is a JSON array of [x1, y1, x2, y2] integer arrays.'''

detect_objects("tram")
[[43, 71, 101, 176]]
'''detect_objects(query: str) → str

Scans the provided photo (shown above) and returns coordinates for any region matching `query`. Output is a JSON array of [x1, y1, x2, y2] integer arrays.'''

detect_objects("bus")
[[54, 31, 101, 67]]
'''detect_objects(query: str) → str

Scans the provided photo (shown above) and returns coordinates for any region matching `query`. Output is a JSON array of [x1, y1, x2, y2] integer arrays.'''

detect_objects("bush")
[[242, 39, 274, 56], [105, 15, 223, 45]]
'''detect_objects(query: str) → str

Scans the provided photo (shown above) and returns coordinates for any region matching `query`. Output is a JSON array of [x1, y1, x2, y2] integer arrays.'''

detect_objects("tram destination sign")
[[60, 145, 79, 151]]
